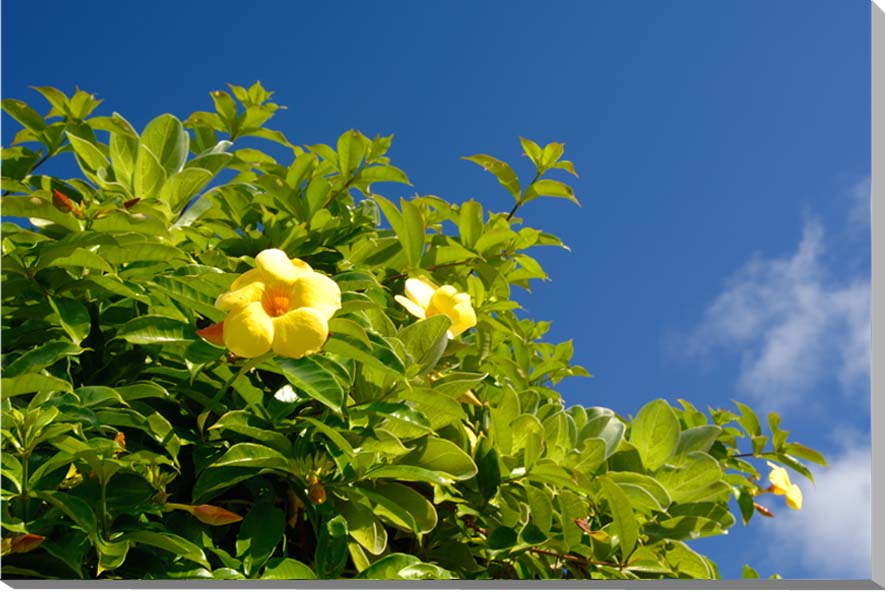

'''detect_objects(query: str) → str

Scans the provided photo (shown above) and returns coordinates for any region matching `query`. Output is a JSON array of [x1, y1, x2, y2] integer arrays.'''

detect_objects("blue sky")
[[2, 0, 872, 579]]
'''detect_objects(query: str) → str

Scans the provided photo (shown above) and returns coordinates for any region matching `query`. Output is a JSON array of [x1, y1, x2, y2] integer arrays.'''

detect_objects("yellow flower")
[[767, 462, 803, 510], [210, 249, 341, 359], [394, 277, 477, 338]]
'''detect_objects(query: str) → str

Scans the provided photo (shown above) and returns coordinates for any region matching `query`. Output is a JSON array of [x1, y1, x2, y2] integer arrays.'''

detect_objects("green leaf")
[[208, 411, 292, 455], [523, 179, 579, 206], [36, 491, 97, 535], [362, 465, 450, 485], [519, 137, 543, 168], [316, 515, 349, 578], [607, 471, 672, 511], [260, 558, 317, 580], [458, 199, 483, 249], [357, 553, 451, 580], [357, 165, 411, 186], [65, 131, 109, 173], [672, 425, 722, 463], [133, 144, 168, 198], [140, 114, 188, 176], [159, 167, 214, 211], [402, 387, 466, 431], [275, 356, 345, 413], [372, 194, 425, 267], [733, 400, 761, 437], [2, 98, 47, 133], [210, 443, 292, 473], [400, 437, 478, 480], [629, 399, 680, 470], [400, 198, 425, 267], [95, 537, 130, 576], [300, 417, 355, 457], [768, 413, 789, 451], [127, 531, 210, 570], [336, 129, 369, 177], [116, 315, 194, 345], [462, 154, 521, 199], [360, 482, 438, 534], [47, 296, 91, 346], [664, 541, 714, 578], [1, 373, 74, 398], [782, 443, 827, 466], [338, 498, 387, 555], [598, 477, 639, 559], [237, 502, 286, 577], [0, 196, 83, 231], [4, 341, 84, 377], [37, 247, 113, 273], [655, 452, 728, 503], [742, 564, 760, 579], [397, 315, 451, 374]]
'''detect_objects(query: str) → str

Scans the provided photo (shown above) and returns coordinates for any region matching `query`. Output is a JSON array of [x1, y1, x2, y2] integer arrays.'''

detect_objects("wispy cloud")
[[761, 444, 871, 578], [683, 218, 870, 409]]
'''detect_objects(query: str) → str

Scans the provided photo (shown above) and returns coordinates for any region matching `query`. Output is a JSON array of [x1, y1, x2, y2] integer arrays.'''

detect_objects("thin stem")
[[506, 171, 541, 222], [732, 450, 777, 458], [466, 520, 622, 570]]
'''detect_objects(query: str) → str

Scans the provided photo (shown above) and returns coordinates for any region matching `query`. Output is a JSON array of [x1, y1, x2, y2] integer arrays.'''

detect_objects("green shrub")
[[0, 83, 824, 579]]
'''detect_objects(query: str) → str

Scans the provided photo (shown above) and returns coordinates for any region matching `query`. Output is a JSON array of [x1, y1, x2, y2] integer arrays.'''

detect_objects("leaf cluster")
[[0, 84, 824, 580]]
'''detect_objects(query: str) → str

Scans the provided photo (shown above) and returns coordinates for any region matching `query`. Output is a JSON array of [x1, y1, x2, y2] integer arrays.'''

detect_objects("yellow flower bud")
[[205, 249, 342, 359], [394, 277, 477, 338]]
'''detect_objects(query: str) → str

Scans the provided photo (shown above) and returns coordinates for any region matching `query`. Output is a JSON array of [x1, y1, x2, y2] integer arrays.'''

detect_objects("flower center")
[[261, 286, 293, 317]]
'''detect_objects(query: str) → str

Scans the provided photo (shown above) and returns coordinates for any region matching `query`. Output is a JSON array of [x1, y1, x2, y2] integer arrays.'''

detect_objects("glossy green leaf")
[[338, 498, 387, 555], [599, 477, 639, 558], [629, 399, 680, 470], [127, 531, 210, 569], [400, 437, 477, 480], [260, 558, 317, 579], [462, 154, 520, 199], [397, 315, 450, 374], [237, 502, 286, 577], [4, 341, 84, 377], [116, 315, 194, 344], [275, 356, 344, 412], [210, 443, 292, 473]]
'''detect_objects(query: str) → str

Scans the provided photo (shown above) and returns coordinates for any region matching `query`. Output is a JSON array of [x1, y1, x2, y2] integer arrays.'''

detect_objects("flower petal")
[[290, 258, 313, 273], [256, 249, 303, 285], [290, 272, 342, 321], [767, 462, 792, 495], [223, 301, 274, 358], [785, 484, 803, 510], [215, 281, 265, 312], [395, 294, 427, 319], [448, 300, 477, 337], [404, 277, 436, 309], [426, 285, 460, 318], [271, 307, 329, 359], [196, 321, 226, 345], [230, 268, 264, 291]]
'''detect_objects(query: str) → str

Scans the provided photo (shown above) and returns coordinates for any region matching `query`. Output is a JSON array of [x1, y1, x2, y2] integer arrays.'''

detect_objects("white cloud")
[[685, 219, 870, 409], [762, 445, 871, 578]]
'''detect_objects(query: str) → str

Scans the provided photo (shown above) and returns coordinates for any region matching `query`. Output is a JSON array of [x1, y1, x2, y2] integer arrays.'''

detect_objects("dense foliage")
[[0, 83, 825, 580]]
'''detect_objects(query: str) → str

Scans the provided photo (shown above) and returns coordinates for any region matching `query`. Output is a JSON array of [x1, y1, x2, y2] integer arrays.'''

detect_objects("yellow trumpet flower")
[[767, 462, 803, 510], [395, 277, 477, 338], [204, 249, 341, 359]]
